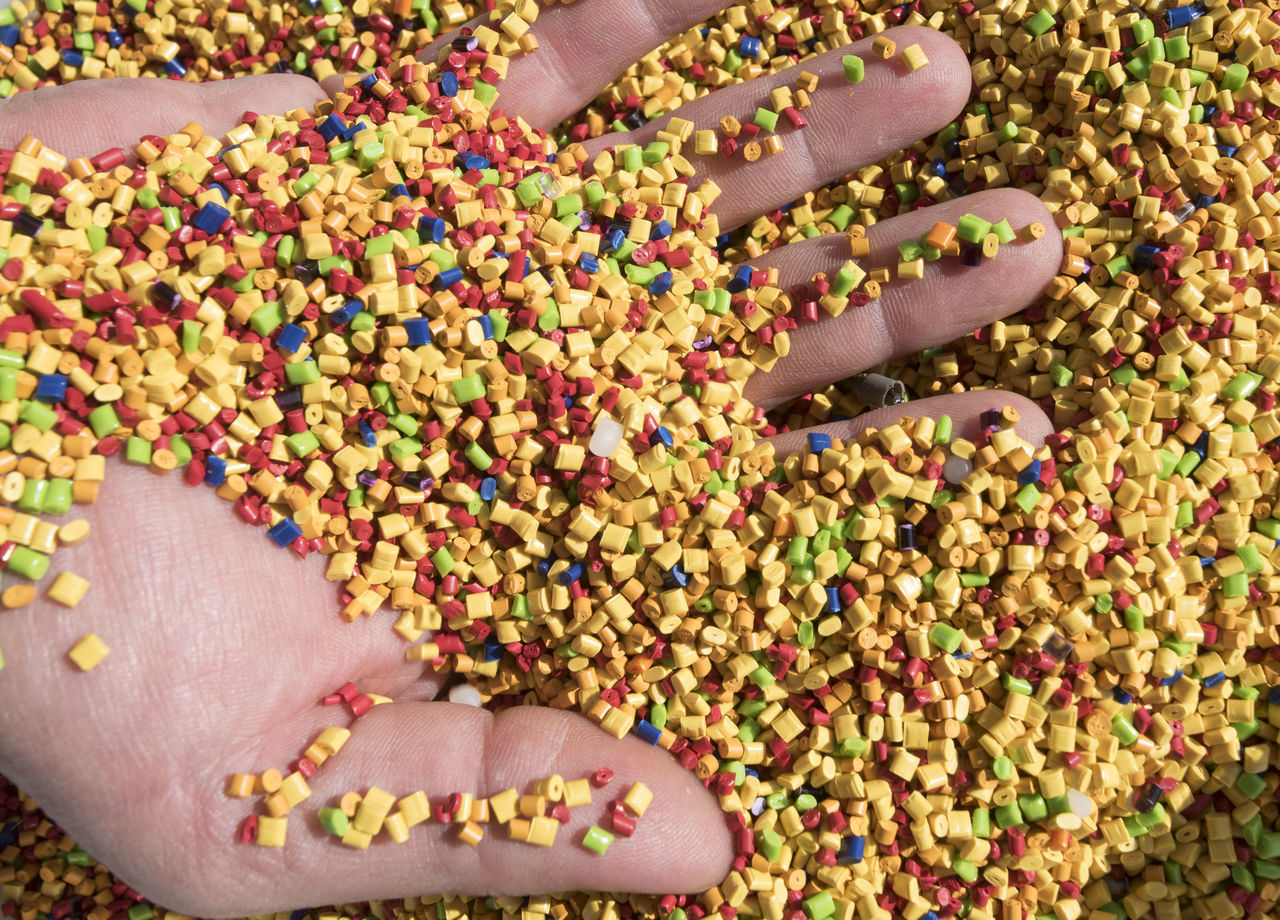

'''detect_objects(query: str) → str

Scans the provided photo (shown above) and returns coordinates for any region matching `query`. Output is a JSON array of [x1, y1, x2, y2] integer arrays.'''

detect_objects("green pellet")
[[284, 360, 321, 385], [1025, 9, 1053, 34], [1221, 62, 1249, 92], [125, 437, 152, 466], [286, 432, 321, 457], [318, 807, 349, 836], [8, 545, 49, 580], [842, 54, 864, 83], [1112, 713, 1139, 745], [928, 623, 962, 652], [802, 891, 834, 920], [581, 825, 614, 855], [753, 108, 779, 133], [453, 374, 487, 403], [957, 213, 992, 244]]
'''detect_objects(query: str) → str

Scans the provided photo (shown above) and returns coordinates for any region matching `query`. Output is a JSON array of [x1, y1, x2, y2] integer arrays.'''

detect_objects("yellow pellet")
[[46, 571, 89, 607], [622, 782, 653, 817], [67, 633, 109, 671], [256, 816, 287, 847]]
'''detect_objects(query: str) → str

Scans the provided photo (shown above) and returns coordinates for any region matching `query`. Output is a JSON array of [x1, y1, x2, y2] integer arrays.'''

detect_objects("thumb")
[[0, 73, 328, 157], [201, 704, 734, 915]]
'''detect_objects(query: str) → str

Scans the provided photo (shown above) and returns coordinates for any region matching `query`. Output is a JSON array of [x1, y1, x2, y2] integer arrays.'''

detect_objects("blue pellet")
[[726, 264, 753, 293], [35, 373, 67, 403], [388, 183, 411, 199], [164, 59, 187, 77], [267, 518, 302, 548], [61, 50, 84, 66], [419, 216, 445, 242], [276, 323, 306, 353], [435, 267, 464, 289], [479, 477, 497, 501], [650, 220, 672, 239], [478, 315, 494, 339], [1017, 459, 1042, 485], [359, 421, 377, 448], [826, 587, 841, 612], [739, 36, 761, 57], [483, 639, 503, 662], [1160, 669, 1183, 687], [440, 71, 459, 96], [192, 201, 230, 235], [842, 836, 865, 863], [464, 154, 490, 170], [403, 317, 432, 346], [558, 562, 585, 585], [1134, 244, 1161, 267], [604, 228, 626, 251], [332, 300, 362, 325], [537, 557, 554, 577], [107, 28, 123, 46], [580, 253, 600, 273], [1203, 671, 1226, 687], [0, 25, 21, 45], [649, 426, 674, 448], [204, 455, 227, 486], [665, 563, 688, 588], [634, 720, 663, 745], [807, 432, 832, 454], [648, 272, 672, 296], [318, 114, 346, 141], [1113, 689, 1133, 704]]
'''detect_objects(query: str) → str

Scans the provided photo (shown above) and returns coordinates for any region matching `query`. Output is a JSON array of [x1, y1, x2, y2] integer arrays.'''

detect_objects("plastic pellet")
[[621, 782, 653, 817], [900, 44, 928, 71], [581, 825, 614, 855], [871, 36, 895, 59], [842, 55, 864, 83], [256, 816, 287, 847], [67, 633, 108, 671], [46, 571, 89, 607]]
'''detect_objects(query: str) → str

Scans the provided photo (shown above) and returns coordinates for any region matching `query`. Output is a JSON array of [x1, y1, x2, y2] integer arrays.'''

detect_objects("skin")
[[0, 3, 1062, 915]]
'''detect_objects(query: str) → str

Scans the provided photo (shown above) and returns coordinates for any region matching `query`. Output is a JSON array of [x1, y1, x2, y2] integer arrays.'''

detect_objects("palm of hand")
[[0, 0, 1063, 914]]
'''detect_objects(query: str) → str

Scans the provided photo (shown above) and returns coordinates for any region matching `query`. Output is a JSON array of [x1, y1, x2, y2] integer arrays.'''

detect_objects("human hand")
[[0, 4, 1061, 917]]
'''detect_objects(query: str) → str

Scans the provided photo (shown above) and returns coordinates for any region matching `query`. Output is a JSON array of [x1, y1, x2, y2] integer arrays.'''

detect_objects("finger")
[[194, 704, 732, 914], [581, 25, 970, 232], [413, 0, 728, 130], [766, 391, 1054, 457], [0, 74, 327, 158], [743, 188, 1062, 410]]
